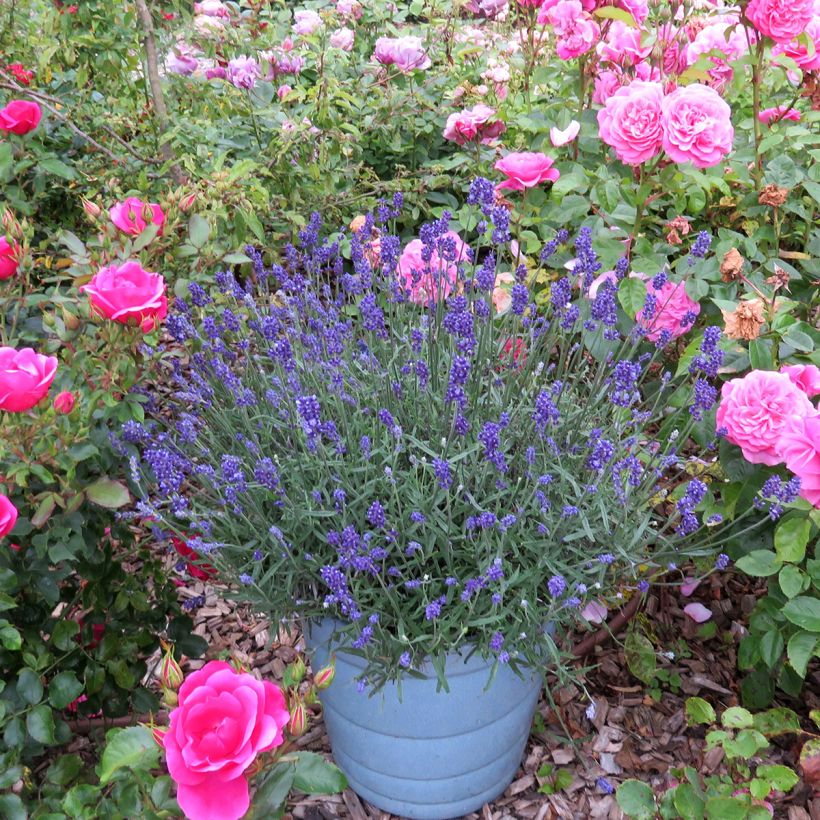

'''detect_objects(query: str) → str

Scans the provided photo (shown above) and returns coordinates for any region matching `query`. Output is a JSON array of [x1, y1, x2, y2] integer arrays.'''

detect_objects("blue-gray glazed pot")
[[305, 619, 542, 820]]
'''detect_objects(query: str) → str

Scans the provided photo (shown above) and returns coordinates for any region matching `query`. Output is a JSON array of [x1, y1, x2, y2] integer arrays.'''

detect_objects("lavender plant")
[[125, 180, 770, 690]]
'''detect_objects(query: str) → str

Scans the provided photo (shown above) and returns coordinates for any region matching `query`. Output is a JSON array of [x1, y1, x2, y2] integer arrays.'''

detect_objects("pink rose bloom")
[[746, 0, 813, 44], [163, 661, 290, 820], [592, 69, 622, 104], [293, 9, 323, 35], [494, 151, 559, 191], [442, 104, 506, 145], [661, 83, 733, 169], [336, 0, 363, 18], [716, 370, 815, 465], [277, 84, 292, 100], [597, 80, 664, 165], [166, 48, 199, 76], [373, 36, 431, 72], [109, 197, 165, 237], [777, 414, 820, 507], [550, 120, 580, 146], [635, 278, 700, 342], [396, 232, 470, 305], [759, 105, 801, 124], [80, 261, 168, 333], [493, 271, 515, 314], [0, 100, 42, 135], [205, 64, 227, 80], [597, 21, 651, 67], [0, 236, 20, 280], [329, 27, 355, 50], [468, 0, 509, 18], [773, 16, 820, 70], [0, 347, 58, 413], [548, 0, 600, 60], [226, 55, 259, 89], [0, 496, 17, 539], [194, 15, 225, 36], [194, 0, 230, 17], [781, 364, 820, 398], [53, 390, 75, 414], [684, 19, 752, 89]]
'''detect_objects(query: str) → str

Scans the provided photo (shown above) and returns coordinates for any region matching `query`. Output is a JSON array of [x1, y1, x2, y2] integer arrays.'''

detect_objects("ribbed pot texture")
[[305, 619, 542, 820]]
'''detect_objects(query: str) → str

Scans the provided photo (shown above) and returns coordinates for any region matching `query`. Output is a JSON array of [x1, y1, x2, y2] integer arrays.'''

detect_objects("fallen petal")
[[684, 603, 712, 623]]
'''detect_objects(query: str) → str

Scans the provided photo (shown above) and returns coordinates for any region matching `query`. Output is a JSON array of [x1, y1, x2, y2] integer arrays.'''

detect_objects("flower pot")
[[305, 619, 542, 820]]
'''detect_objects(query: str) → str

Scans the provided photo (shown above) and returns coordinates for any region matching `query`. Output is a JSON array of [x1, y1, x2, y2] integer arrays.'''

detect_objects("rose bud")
[[314, 660, 335, 690], [179, 192, 197, 212], [159, 641, 185, 690], [147, 723, 167, 747], [81, 199, 102, 219], [289, 656, 306, 685], [53, 391, 75, 415], [288, 700, 308, 737], [162, 686, 179, 707]]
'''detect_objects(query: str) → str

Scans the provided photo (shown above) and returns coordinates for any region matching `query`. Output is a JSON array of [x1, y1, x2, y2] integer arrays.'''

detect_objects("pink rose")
[[592, 69, 622, 104], [80, 261, 168, 333], [329, 26, 355, 50], [109, 197, 165, 237], [373, 36, 431, 72], [661, 83, 734, 169], [193, 0, 230, 17], [166, 47, 200, 76], [547, 0, 600, 60], [685, 19, 751, 89], [0, 100, 42, 135], [53, 390, 75, 414], [777, 414, 820, 507], [635, 278, 700, 342], [226, 56, 259, 89], [0, 496, 18, 539], [597, 21, 651, 67], [597, 80, 664, 165], [277, 84, 292, 100], [293, 9, 323, 35], [781, 364, 820, 398], [442, 104, 506, 145], [716, 370, 816, 466], [396, 232, 470, 305], [746, 0, 813, 44], [336, 0, 362, 19], [164, 661, 290, 820], [0, 347, 58, 412], [494, 151, 559, 191], [550, 120, 580, 146], [0, 236, 20, 280], [493, 271, 515, 314], [759, 105, 801, 124], [773, 16, 820, 70]]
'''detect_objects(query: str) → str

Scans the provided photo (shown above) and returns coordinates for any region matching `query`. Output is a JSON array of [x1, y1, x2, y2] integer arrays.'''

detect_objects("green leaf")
[[593, 5, 638, 26], [188, 214, 211, 249], [27, 704, 56, 744], [672, 783, 706, 820], [779, 565, 808, 599], [291, 751, 348, 794], [85, 477, 131, 509], [98, 726, 160, 785], [39, 157, 77, 180], [618, 277, 647, 319], [0, 794, 26, 820], [624, 629, 656, 684], [685, 697, 716, 726], [774, 517, 811, 563], [616, 780, 656, 819], [721, 706, 753, 729], [247, 762, 296, 817], [704, 796, 750, 820], [787, 631, 817, 678], [31, 494, 57, 527], [759, 629, 785, 669], [47, 753, 84, 786], [782, 597, 820, 632], [753, 706, 800, 737], [736, 550, 782, 577], [724, 729, 768, 759], [0, 623, 22, 650], [756, 764, 799, 792], [51, 619, 80, 651], [49, 671, 84, 710], [18, 667, 44, 704]]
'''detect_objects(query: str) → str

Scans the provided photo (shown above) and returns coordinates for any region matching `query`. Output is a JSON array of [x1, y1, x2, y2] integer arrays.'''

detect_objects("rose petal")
[[684, 603, 712, 623]]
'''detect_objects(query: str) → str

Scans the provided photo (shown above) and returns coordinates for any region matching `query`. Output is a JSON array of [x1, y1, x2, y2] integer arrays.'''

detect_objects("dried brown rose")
[[758, 185, 788, 207], [666, 216, 691, 246], [765, 264, 790, 292], [722, 299, 766, 341], [720, 247, 745, 282]]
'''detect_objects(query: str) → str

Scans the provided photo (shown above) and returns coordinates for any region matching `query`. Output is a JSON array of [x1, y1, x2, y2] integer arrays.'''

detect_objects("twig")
[[67, 709, 169, 735], [572, 593, 644, 658]]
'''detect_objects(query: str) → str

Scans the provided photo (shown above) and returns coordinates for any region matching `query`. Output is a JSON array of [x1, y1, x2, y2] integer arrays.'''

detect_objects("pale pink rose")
[[777, 414, 820, 507], [550, 120, 580, 146], [0, 236, 20, 280], [598, 80, 664, 165], [684, 19, 752, 88], [166, 49, 199, 76], [467, 0, 509, 18], [194, 0, 229, 17], [661, 84, 734, 169], [227, 56, 259, 89], [335, 0, 362, 19], [442, 104, 506, 145], [597, 21, 651, 66], [746, 0, 813, 44], [277, 84, 292, 100], [494, 151, 559, 191], [329, 26, 355, 50], [53, 390, 75, 414], [684, 603, 712, 623], [716, 370, 816, 465], [80, 261, 168, 333], [396, 232, 470, 305], [493, 271, 515, 314], [759, 105, 802, 124], [0, 347, 58, 413], [0, 496, 17, 539], [293, 9, 322, 36], [373, 36, 431, 72], [163, 661, 290, 820], [635, 279, 700, 342], [773, 16, 820, 70], [581, 600, 608, 624], [193, 14, 225, 36], [109, 197, 165, 237], [781, 364, 820, 398], [548, 0, 600, 60]]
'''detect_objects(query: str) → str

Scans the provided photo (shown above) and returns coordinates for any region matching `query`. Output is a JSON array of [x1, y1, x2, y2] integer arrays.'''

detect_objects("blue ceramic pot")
[[305, 619, 542, 820]]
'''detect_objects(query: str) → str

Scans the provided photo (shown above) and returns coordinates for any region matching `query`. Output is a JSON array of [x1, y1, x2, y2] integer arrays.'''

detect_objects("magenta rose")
[[397, 231, 470, 305], [0, 496, 17, 539], [746, 0, 813, 44], [548, 0, 600, 60], [0, 100, 42, 135], [635, 278, 699, 342], [494, 151, 559, 191], [53, 390, 76, 415], [442, 104, 505, 145], [597, 80, 664, 165], [781, 364, 820, 398], [373, 36, 431, 72], [773, 16, 820, 70], [716, 370, 815, 466], [0, 236, 20, 280], [759, 106, 801, 124], [777, 414, 820, 508], [226, 56, 260, 89], [80, 261, 168, 333], [109, 197, 165, 237], [0, 347, 58, 413], [163, 660, 290, 820], [661, 83, 734, 169]]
